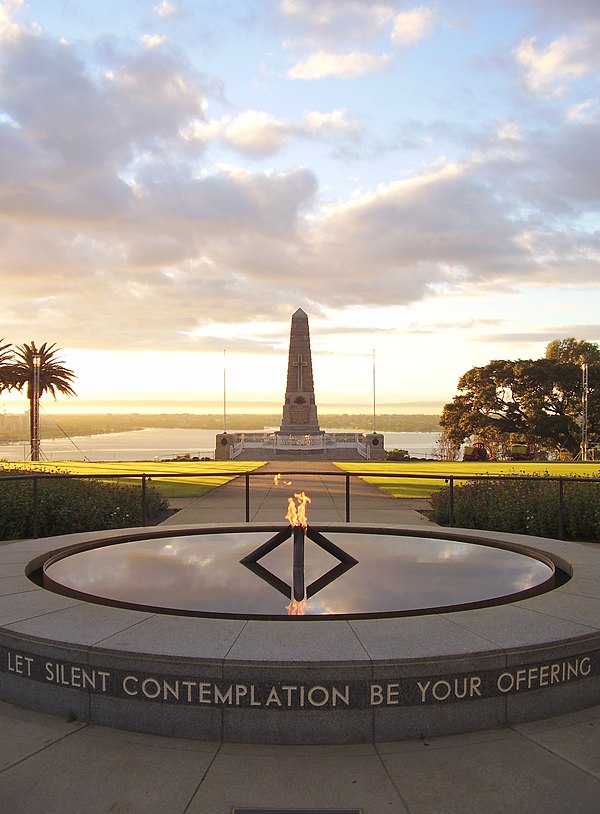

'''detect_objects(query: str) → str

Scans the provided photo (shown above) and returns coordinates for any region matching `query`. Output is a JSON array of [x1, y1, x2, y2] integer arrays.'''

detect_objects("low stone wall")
[[1, 525, 599, 744]]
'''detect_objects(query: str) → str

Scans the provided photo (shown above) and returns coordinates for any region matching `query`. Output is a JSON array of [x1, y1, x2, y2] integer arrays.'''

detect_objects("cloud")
[[504, 119, 600, 214], [305, 161, 530, 308], [141, 34, 166, 49], [182, 107, 357, 156], [516, 35, 590, 96], [288, 49, 391, 79], [524, 0, 600, 28], [183, 110, 291, 156], [0, 0, 23, 44], [1, 1, 600, 356], [303, 108, 356, 135], [279, 0, 397, 44], [391, 6, 436, 46], [567, 99, 599, 122], [478, 325, 600, 345], [153, 0, 178, 19]]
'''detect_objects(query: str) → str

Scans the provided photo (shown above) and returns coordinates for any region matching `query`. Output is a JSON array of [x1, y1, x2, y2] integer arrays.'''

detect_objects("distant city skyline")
[[1, 1, 599, 412]]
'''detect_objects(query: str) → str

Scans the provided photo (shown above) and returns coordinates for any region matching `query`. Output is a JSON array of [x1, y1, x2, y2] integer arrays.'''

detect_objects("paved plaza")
[[1, 462, 599, 813]]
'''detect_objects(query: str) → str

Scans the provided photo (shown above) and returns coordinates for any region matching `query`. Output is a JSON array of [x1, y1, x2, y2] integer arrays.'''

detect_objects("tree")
[[440, 339, 599, 457], [0, 340, 15, 392], [11, 342, 77, 461], [432, 429, 461, 461], [545, 338, 600, 366]]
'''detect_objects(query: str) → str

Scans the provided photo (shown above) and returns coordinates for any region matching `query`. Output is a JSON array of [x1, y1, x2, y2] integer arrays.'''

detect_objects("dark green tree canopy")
[[545, 338, 600, 365], [440, 339, 599, 455]]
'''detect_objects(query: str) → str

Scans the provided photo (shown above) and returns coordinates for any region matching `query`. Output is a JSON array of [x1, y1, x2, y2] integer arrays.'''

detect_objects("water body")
[[0, 428, 441, 462], [43, 530, 554, 617]]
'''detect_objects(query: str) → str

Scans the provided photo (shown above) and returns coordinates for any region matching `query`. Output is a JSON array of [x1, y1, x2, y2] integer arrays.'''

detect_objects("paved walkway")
[[2, 699, 599, 813], [2, 463, 600, 812], [161, 461, 436, 527]]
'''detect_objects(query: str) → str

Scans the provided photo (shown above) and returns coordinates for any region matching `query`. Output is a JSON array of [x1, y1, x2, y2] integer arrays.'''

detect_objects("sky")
[[1, 0, 599, 415]]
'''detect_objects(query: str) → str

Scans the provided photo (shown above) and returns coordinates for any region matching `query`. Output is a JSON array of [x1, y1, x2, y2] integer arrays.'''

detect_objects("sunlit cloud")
[[516, 35, 590, 96], [182, 107, 357, 156], [567, 99, 598, 122], [183, 110, 291, 156], [153, 0, 178, 19], [141, 34, 166, 49], [288, 49, 391, 79], [0, 0, 24, 44], [303, 108, 355, 133], [391, 6, 436, 46], [279, 0, 396, 43]]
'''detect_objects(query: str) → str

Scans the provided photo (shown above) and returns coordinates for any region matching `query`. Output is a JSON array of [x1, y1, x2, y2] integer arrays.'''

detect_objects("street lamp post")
[[30, 354, 41, 462], [581, 362, 589, 462]]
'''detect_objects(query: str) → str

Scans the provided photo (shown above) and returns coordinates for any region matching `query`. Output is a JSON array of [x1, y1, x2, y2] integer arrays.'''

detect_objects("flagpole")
[[223, 349, 227, 434], [372, 348, 376, 433]]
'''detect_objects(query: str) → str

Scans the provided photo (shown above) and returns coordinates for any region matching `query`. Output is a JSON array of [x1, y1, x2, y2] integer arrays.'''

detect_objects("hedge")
[[0, 467, 169, 540]]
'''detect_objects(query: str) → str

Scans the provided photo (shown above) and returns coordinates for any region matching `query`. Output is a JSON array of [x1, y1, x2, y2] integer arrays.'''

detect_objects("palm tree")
[[0, 340, 15, 392], [12, 342, 77, 461]]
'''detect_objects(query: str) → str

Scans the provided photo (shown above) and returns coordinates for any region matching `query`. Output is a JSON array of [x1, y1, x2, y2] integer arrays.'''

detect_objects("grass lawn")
[[334, 461, 600, 499], [0, 460, 266, 499]]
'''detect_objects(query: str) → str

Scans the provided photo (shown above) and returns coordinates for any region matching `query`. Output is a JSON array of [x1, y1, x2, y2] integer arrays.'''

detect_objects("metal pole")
[[292, 526, 305, 601], [223, 349, 227, 434], [449, 476, 455, 526], [30, 354, 41, 462], [345, 473, 350, 522], [581, 363, 589, 462], [372, 349, 376, 433], [245, 471, 250, 522], [141, 474, 147, 526], [558, 478, 564, 539], [32, 476, 39, 538]]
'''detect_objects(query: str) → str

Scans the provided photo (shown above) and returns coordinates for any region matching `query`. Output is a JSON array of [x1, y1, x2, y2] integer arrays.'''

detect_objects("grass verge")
[[334, 461, 600, 499], [0, 460, 266, 500]]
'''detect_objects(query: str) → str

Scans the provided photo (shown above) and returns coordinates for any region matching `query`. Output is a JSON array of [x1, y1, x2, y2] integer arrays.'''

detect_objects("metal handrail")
[[2, 469, 600, 539]]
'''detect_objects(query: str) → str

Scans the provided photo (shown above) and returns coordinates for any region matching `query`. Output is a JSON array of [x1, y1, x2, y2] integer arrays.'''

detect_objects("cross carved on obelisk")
[[293, 354, 308, 390]]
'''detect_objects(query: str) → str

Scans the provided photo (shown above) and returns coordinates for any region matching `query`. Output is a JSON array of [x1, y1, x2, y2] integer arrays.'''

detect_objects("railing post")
[[448, 476, 455, 526], [345, 473, 350, 522], [245, 471, 250, 522], [32, 476, 39, 539], [141, 474, 147, 527], [558, 477, 564, 540]]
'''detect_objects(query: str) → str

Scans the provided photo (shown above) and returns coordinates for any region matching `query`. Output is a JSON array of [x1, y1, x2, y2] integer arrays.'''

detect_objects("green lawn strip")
[[0, 461, 266, 500], [334, 461, 600, 499]]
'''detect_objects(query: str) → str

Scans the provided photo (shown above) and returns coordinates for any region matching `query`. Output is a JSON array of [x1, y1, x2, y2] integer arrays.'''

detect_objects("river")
[[0, 428, 441, 462]]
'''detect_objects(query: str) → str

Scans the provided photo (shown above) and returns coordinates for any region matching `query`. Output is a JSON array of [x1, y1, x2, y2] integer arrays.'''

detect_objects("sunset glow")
[[1, 1, 599, 415]]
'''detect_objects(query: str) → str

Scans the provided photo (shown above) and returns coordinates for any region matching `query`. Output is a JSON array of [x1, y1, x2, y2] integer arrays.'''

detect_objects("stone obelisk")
[[279, 308, 321, 435]]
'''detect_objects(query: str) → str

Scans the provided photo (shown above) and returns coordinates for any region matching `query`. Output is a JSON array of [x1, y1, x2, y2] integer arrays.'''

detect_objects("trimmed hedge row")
[[430, 477, 600, 541], [0, 467, 169, 540]]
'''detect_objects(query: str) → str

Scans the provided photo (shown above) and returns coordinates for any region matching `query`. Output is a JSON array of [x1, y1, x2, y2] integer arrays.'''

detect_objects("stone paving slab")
[[1, 699, 600, 813], [380, 724, 600, 814], [0, 705, 218, 814]]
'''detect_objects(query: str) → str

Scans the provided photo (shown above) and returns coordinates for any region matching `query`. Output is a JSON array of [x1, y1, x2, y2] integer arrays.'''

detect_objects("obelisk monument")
[[279, 308, 321, 435]]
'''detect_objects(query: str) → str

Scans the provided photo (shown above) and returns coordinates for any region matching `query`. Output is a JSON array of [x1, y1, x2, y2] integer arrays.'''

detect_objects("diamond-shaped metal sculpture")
[[240, 526, 358, 603]]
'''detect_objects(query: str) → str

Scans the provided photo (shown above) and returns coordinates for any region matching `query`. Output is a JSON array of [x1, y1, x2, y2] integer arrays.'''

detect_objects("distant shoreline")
[[0, 412, 441, 444]]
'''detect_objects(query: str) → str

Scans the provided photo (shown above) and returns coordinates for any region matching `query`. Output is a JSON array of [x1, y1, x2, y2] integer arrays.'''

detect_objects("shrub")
[[430, 476, 600, 541], [386, 448, 410, 461], [0, 467, 169, 540]]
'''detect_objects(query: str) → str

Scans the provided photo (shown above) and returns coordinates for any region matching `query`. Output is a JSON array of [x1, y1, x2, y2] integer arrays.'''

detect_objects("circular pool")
[[40, 526, 558, 618]]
